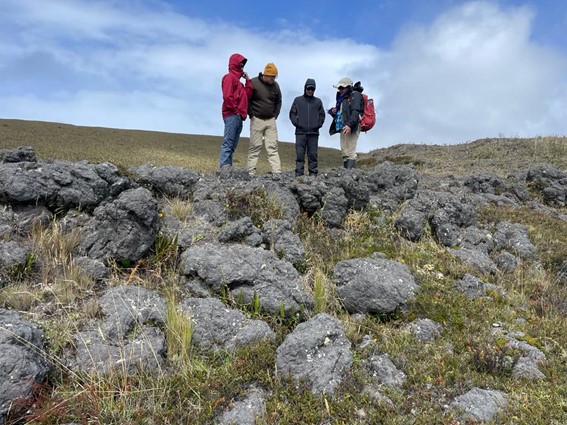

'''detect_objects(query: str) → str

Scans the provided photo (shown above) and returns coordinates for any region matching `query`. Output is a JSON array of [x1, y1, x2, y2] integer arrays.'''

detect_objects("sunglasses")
[[338, 86, 346, 90], [306, 87, 315, 91]]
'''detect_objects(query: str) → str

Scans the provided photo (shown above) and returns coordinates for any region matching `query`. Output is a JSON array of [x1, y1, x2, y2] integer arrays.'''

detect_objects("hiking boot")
[[216, 164, 232, 177], [345, 159, 356, 169]]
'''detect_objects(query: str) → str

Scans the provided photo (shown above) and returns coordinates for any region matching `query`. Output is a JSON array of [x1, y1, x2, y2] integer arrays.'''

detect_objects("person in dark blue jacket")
[[289, 78, 326, 177], [328, 77, 363, 168]]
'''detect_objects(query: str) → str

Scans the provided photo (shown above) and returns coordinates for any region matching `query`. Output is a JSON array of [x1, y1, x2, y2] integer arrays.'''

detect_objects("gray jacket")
[[289, 79, 326, 135]]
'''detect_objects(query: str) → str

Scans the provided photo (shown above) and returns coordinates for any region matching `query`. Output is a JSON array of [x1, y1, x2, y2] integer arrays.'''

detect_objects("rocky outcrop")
[[0, 146, 561, 423], [526, 163, 567, 207], [0, 156, 132, 211]]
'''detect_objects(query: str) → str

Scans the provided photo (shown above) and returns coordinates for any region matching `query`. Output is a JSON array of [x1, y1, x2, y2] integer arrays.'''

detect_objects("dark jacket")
[[289, 79, 326, 135], [329, 89, 364, 135], [248, 74, 282, 119], [221, 53, 253, 120]]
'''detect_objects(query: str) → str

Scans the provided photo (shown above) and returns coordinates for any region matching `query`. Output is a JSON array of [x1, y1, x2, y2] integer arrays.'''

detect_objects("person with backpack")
[[353, 81, 376, 132], [328, 77, 364, 169], [289, 78, 326, 177], [219, 53, 253, 170]]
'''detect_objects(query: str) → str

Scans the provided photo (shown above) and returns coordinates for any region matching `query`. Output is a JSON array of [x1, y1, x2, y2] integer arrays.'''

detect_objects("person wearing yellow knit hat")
[[246, 62, 282, 178]]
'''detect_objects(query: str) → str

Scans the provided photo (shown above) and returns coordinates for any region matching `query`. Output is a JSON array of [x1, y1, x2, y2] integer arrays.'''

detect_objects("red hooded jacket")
[[222, 53, 253, 120]]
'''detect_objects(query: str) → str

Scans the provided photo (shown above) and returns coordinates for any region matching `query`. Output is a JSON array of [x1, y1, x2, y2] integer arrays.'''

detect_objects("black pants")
[[295, 134, 319, 176]]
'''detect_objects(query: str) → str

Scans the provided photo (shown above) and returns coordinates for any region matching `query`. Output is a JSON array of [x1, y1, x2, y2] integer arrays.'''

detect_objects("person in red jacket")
[[220, 53, 253, 169]]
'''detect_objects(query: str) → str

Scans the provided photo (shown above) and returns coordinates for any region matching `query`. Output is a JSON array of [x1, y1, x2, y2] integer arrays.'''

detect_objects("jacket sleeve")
[[289, 100, 298, 127], [318, 99, 325, 128], [248, 86, 256, 117], [222, 74, 238, 113], [274, 85, 282, 119], [244, 79, 253, 98], [346, 92, 363, 127], [353, 92, 364, 114]]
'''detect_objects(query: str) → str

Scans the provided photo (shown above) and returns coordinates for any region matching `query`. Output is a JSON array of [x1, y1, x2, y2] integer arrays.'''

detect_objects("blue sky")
[[1, 0, 566, 153]]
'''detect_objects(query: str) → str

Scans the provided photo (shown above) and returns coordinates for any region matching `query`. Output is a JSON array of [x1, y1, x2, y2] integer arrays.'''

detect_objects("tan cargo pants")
[[247, 117, 281, 174], [340, 125, 361, 161]]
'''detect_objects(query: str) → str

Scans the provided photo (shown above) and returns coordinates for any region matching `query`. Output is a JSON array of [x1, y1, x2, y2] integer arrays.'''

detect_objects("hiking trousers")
[[247, 117, 281, 174], [220, 114, 244, 167], [295, 134, 319, 176], [340, 126, 361, 161]]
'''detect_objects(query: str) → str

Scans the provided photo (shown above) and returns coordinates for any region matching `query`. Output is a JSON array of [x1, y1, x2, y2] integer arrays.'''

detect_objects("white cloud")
[[1, 0, 565, 157], [375, 1, 567, 147]]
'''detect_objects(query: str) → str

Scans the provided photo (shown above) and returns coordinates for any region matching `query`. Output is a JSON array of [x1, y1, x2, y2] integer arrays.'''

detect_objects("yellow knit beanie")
[[263, 63, 278, 77]]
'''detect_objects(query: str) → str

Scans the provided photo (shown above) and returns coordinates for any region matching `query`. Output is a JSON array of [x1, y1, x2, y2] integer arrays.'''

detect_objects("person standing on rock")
[[328, 77, 363, 169], [246, 62, 282, 178], [289, 78, 325, 177], [219, 53, 253, 169]]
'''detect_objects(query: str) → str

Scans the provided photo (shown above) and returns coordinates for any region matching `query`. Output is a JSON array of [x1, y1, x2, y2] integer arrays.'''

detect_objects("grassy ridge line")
[[2, 118, 565, 176], [361, 136, 567, 177], [0, 118, 343, 173]]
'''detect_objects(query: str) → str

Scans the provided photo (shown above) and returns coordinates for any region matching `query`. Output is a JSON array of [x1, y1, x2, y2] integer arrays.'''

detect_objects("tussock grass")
[[165, 197, 193, 223], [225, 187, 285, 227], [166, 297, 193, 366]]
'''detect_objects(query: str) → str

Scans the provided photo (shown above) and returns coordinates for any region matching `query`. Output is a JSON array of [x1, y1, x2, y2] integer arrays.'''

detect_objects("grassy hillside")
[[2, 119, 565, 177], [0, 119, 343, 173], [359, 136, 567, 176]]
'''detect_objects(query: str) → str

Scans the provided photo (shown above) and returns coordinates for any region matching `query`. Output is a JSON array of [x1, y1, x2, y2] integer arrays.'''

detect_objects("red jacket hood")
[[228, 53, 247, 74]]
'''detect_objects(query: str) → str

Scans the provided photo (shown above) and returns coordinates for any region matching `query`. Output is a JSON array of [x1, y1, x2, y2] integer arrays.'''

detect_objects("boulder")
[[276, 313, 352, 396], [180, 243, 313, 315], [180, 297, 275, 352], [1, 310, 49, 422], [261, 219, 305, 265], [217, 387, 267, 425], [0, 158, 132, 211], [129, 163, 200, 199], [77, 187, 159, 263], [450, 387, 508, 422], [334, 257, 419, 314], [66, 286, 167, 375]]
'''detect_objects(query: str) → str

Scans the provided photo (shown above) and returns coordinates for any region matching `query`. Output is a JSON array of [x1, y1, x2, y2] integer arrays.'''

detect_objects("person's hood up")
[[228, 53, 247, 73], [304, 78, 316, 92]]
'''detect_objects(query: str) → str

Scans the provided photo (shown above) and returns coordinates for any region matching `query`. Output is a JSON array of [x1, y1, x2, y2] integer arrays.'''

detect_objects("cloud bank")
[[1, 0, 565, 153]]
